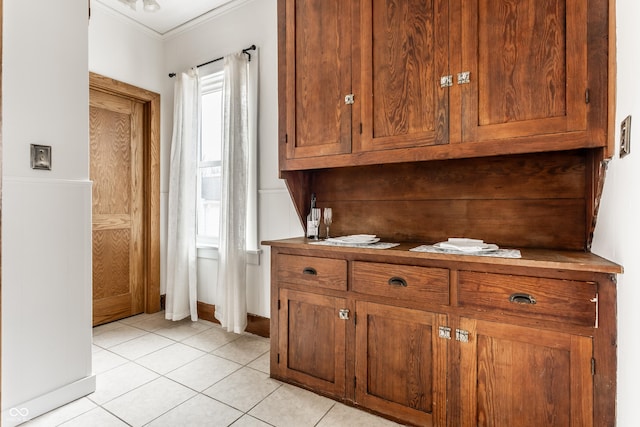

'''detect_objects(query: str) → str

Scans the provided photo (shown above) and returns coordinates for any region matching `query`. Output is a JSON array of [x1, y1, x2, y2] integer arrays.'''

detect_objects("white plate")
[[327, 235, 380, 245], [433, 242, 499, 253]]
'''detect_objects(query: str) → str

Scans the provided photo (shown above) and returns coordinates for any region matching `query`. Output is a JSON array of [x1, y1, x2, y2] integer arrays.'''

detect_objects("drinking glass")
[[323, 207, 333, 239]]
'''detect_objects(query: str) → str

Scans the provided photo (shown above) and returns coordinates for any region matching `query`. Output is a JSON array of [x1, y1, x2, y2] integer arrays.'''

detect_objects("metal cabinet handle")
[[388, 277, 408, 287], [509, 293, 537, 305], [302, 267, 317, 275]]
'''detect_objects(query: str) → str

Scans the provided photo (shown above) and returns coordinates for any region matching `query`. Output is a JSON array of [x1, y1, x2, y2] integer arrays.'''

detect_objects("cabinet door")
[[284, 0, 352, 159], [277, 289, 347, 398], [458, 318, 593, 427], [457, 0, 588, 144], [355, 301, 447, 426], [355, 0, 449, 152]]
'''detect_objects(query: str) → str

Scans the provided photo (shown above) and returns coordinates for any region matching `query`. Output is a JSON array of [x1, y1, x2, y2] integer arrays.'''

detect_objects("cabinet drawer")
[[276, 254, 347, 291], [458, 271, 597, 327], [352, 262, 449, 305]]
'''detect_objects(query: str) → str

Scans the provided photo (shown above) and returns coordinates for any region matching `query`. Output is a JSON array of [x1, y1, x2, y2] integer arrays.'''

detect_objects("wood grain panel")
[[355, 302, 446, 425], [458, 271, 597, 327], [147, 92, 162, 313], [478, 0, 566, 125], [288, 299, 336, 381], [371, 0, 434, 137], [323, 199, 584, 249], [93, 294, 132, 326], [277, 254, 347, 290], [352, 261, 449, 305], [476, 334, 571, 426], [92, 229, 130, 299], [592, 274, 616, 427], [90, 94, 132, 215], [278, 288, 347, 397], [90, 88, 145, 325], [129, 100, 145, 314], [92, 214, 131, 230], [314, 151, 586, 200], [366, 316, 433, 410], [460, 0, 588, 143], [459, 318, 592, 427], [357, 0, 448, 152], [309, 151, 588, 249], [286, 0, 351, 158]]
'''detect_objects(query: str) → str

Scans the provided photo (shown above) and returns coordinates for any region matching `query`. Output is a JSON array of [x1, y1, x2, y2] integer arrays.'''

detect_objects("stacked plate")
[[326, 234, 380, 245], [433, 238, 498, 253]]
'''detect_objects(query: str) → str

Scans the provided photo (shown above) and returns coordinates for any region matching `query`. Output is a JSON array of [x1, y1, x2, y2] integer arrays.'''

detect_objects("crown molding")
[[91, 0, 163, 40], [162, 0, 254, 40], [91, 0, 255, 40]]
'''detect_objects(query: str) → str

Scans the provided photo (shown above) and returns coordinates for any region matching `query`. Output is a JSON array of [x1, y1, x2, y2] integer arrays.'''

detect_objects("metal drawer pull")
[[509, 293, 537, 305], [302, 267, 317, 275], [388, 277, 408, 287]]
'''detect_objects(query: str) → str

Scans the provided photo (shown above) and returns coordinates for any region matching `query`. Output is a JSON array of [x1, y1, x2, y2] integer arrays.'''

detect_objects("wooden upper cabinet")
[[454, 0, 591, 147], [279, 0, 608, 169], [283, 0, 352, 159], [354, 0, 449, 152]]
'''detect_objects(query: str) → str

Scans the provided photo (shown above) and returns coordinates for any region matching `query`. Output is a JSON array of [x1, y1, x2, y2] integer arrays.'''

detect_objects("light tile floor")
[[24, 311, 404, 427]]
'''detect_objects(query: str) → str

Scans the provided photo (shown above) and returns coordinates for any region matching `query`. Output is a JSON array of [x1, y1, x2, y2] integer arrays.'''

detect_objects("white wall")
[[88, 4, 164, 94], [1, 0, 94, 425], [591, 1, 640, 424], [88, 0, 303, 319], [87, 0, 169, 307], [88, 0, 302, 318]]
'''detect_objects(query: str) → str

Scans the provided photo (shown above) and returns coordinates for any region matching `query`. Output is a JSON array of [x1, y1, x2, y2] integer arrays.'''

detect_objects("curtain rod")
[[168, 44, 256, 78]]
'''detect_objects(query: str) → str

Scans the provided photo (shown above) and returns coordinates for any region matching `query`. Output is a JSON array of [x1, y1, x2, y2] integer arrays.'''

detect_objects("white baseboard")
[[2, 375, 96, 427]]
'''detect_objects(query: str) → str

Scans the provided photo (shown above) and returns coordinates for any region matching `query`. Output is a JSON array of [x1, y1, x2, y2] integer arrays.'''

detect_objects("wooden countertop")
[[262, 237, 623, 275]]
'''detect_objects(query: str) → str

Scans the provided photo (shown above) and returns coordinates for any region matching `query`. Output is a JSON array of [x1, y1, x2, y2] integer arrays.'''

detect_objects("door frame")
[[89, 72, 161, 314]]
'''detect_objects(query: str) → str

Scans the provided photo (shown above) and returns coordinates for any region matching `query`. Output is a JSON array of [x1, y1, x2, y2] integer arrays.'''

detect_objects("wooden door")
[[277, 288, 347, 398], [284, 0, 352, 159], [456, 0, 588, 144], [355, 0, 449, 152], [458, 318, 593, 427], [90, 89, 145, 326], [355, 301, 447, 426]]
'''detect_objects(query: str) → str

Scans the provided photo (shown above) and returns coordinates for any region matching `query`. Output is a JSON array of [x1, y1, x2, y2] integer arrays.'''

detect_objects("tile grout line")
[[29, 313, 399, 427], [88, 317, 275, 427]]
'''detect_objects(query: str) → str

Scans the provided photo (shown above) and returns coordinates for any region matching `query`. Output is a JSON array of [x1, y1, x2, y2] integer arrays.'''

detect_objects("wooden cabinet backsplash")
[[283, 149, 604, 251]]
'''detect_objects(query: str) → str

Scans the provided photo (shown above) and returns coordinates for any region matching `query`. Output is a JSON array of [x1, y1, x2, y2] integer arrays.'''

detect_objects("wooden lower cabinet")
[[276, 288, 347, 398], [267, 241, 619, 427], [457, 318, 593, 427], [355, 302, 447, 426]]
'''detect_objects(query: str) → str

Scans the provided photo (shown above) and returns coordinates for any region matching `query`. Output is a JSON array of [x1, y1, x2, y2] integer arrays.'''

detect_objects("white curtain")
[[215, 52, 253, 333], [166, 68, 200, 321]]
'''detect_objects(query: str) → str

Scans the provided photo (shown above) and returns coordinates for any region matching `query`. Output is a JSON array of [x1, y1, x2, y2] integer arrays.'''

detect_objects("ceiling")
[[94, 0, 240, 36]]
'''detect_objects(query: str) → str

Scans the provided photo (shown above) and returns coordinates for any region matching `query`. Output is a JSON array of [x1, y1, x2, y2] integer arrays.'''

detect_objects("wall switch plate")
[[620, 115, 632, 158], [31, 144, 52, 170]]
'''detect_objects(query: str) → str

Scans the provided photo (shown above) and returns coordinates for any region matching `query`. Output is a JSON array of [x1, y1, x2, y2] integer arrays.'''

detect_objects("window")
[[196, 62, 259, 253], [197, 70, 224, 247]]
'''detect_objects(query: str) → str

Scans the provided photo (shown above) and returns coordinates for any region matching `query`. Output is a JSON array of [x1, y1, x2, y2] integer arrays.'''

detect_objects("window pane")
[[197, 165, 221, 240], [197, 70, 224, 245], [201, 91, 222, 163]]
